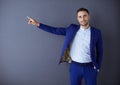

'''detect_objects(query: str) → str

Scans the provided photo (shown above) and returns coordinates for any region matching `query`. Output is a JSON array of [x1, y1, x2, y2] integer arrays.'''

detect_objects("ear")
[[77, 16, 78, 20], [88, 15, 90, 20]]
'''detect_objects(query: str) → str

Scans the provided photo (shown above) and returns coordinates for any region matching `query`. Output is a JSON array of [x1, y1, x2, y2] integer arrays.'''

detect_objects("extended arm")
[[27, 16, 66, 35]]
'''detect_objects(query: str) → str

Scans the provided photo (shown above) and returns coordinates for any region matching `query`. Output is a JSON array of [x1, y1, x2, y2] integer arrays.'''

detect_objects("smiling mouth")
[[81, 22, 86, 24], [80, 21, 89, 26]]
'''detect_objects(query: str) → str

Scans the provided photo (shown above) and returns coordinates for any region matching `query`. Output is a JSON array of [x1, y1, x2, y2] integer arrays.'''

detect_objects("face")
[[77, 11, 90, 27]]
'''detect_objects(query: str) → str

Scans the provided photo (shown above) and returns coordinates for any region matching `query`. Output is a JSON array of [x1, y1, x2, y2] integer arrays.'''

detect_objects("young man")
[[27, 8, 103, 85]]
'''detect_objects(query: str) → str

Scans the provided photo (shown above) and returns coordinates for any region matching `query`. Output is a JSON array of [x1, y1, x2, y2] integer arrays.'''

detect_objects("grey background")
[[0, 0, 119, 85]]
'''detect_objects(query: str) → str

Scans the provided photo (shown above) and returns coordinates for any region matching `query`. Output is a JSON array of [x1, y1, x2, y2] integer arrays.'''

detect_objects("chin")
[[80, 24, 87, 26]]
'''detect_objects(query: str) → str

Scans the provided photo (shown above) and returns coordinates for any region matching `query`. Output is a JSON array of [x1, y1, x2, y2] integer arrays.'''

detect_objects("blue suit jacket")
[[38, 23, 103, 69]]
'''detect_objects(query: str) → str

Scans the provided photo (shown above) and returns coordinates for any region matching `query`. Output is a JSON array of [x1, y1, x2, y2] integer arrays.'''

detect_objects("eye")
[[78, 16, 81, 18], [84, 15, 87, 17]]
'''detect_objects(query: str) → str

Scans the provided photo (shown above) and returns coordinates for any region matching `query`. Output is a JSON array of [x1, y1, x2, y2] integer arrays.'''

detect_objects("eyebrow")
[[78, 14, 87, 17]]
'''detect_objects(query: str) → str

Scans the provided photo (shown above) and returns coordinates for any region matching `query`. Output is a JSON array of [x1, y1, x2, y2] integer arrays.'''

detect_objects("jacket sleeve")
[[37, 23, 67, 35], [96, 30, 103, 69]]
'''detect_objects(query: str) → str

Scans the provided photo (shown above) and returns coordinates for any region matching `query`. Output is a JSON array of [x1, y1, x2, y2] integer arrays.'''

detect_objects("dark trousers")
[[69, 61, 98, 85]]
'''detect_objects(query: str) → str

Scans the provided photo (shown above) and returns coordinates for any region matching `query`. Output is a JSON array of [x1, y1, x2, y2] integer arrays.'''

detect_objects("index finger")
[[27, 16, 31, 20]]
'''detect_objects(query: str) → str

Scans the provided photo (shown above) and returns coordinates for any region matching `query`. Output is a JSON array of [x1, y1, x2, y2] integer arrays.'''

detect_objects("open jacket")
[[38, 23, 103, 69]]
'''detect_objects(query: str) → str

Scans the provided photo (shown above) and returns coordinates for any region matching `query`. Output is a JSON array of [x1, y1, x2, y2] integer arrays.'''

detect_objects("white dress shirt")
[[70, 26, 92, 63]]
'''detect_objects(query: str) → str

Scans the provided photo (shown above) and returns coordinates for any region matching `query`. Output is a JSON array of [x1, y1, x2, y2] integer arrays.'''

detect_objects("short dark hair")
[[77, 8, 90, 14]]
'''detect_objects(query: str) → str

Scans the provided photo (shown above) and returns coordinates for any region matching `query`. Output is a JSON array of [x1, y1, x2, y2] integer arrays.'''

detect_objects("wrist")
[[36, 22, 40, 27]]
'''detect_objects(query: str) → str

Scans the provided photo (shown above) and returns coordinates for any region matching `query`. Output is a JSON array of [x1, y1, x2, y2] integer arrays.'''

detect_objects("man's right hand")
[[27, 16, 40, 26]]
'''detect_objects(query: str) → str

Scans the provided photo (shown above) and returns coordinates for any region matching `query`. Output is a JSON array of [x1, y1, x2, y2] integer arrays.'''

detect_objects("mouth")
[[81, 21, 86, 25], [80, 21, 88, 26]]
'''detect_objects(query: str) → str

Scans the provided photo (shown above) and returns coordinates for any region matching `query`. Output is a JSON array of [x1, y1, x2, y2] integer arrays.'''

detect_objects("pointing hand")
[[27, 16, 40, 26]]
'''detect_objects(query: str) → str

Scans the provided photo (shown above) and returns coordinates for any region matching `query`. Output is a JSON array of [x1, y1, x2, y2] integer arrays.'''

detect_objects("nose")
[[81, 17, 85, 21]]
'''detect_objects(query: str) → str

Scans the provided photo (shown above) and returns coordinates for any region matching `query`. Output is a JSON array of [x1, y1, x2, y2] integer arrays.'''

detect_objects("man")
[[27, 8, 103, 85]]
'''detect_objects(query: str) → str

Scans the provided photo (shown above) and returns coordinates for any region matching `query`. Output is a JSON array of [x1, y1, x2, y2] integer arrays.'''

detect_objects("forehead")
[[77, 11, 89, 16]]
